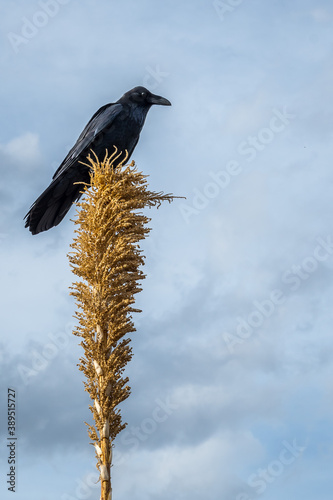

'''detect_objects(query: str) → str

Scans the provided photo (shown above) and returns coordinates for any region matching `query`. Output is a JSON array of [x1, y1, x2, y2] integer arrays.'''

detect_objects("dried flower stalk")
[[68, 149, 174, 500]]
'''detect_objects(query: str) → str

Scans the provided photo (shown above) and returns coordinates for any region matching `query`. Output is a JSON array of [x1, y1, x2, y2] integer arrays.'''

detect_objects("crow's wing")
[[52, 102, 123, 180]]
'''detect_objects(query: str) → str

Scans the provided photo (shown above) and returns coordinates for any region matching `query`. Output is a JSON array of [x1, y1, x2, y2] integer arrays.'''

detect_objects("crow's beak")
[[148, 93, 172, 106]]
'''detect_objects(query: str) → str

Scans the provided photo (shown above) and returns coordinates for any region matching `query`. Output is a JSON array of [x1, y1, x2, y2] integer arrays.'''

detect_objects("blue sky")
[[1, 1, 333, 499]]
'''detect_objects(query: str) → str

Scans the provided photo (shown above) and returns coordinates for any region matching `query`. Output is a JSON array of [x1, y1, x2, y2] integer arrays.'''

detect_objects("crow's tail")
[[24, 173, 87, 235]]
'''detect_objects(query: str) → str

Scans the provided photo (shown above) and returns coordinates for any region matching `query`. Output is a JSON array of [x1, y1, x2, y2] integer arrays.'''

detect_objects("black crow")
[[24, 86, 171, 235]]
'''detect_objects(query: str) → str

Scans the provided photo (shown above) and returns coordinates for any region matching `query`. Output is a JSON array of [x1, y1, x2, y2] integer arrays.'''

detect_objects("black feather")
[[24, 86, 171, 234]]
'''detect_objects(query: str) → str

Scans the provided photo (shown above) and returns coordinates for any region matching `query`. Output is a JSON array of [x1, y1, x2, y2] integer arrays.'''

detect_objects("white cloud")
[[115, 430, 262, 499], [311, 8, 332, 22], [0, 132, 42, 167]]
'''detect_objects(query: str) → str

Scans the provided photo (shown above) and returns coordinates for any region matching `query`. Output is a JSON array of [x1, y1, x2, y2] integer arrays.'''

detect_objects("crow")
[[24, 86, 171, 235]]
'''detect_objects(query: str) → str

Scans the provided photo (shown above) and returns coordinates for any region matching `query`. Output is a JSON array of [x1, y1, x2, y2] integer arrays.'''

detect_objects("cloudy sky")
[[1, 1, 333, 499]]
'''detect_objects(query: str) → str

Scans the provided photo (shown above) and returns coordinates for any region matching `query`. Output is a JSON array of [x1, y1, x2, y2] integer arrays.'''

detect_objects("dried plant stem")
[[68, 149, 174, 500], [97, 323, 111, 500]]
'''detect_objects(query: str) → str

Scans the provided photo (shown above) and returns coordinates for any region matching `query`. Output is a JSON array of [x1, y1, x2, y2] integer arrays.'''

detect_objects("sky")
[[1, 0, 333, 499]]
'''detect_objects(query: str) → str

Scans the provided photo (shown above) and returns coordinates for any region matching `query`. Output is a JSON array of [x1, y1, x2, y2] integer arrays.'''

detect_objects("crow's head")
[[121, 86, 171, 107]]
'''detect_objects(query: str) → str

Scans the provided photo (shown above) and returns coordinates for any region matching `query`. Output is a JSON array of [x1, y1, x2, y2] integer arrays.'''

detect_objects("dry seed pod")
[[69, 151, 175, 500]]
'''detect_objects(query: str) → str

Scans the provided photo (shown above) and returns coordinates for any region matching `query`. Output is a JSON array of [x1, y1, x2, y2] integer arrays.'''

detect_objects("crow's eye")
[[132, 91, 146, 103]]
